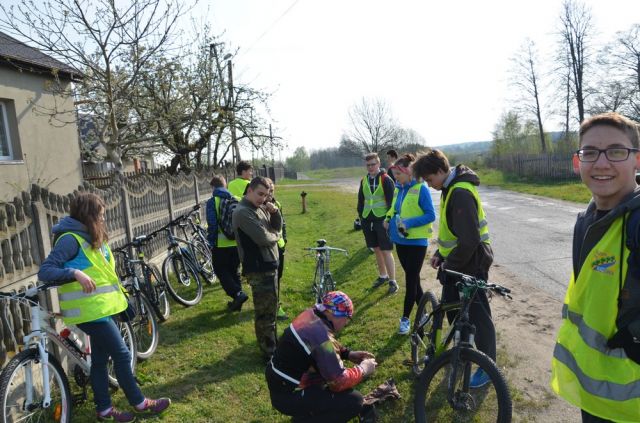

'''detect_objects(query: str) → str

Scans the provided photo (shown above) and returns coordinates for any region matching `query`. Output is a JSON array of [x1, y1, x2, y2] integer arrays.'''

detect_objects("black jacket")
[[435, 165, 494, 279], [356, 170, 395, 221]]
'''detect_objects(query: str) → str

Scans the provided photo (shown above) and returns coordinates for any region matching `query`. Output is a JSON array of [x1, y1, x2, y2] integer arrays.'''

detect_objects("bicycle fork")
[[447, 321, 476, 410]]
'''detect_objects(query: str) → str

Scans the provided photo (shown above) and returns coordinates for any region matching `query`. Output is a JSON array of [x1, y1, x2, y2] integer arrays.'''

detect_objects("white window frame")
[[0, 102, 14, 160]]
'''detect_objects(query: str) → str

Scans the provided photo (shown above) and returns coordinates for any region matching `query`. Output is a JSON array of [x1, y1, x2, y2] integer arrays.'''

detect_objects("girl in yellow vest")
[[383, 154, 435, 335], [38, 193, 171, 422], [551, 113, 640, 423]]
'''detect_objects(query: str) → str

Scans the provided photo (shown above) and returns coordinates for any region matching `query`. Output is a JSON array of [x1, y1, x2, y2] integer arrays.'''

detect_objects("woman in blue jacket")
[[38, 193, 170, 422], [384, 154, 436, 335]]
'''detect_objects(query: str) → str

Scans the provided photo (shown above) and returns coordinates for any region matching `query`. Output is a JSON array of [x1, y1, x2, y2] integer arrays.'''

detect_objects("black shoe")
[[227, 291, 249, 311], [359, 405, 378, 423]]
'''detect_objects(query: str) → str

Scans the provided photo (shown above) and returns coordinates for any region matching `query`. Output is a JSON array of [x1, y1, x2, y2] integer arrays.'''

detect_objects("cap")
[[320, 291, 354, 318]]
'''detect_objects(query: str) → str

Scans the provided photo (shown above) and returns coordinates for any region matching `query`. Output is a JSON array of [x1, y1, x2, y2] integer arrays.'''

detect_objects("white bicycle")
[[0, 283, 136, 423]]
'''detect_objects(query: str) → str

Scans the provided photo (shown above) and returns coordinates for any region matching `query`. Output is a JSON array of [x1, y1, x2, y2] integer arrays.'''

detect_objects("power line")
[[239, 0, 301, 57]]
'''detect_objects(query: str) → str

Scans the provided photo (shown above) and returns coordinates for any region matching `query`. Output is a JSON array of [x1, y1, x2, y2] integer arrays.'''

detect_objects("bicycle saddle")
[[316, 239, 327, 247]]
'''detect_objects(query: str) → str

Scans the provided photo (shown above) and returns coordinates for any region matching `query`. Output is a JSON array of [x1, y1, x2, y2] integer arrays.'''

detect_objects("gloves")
[[359, 358, 377, 377], [607, 326, 640, 365]]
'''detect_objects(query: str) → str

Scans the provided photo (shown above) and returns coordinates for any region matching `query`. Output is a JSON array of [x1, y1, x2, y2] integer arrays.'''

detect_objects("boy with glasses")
[[551, 112, 640, 422], [357, 153, 397, 293]]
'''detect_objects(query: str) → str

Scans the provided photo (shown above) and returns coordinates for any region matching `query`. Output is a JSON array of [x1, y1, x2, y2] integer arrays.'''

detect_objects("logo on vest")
[[591, 251, 616, 275]]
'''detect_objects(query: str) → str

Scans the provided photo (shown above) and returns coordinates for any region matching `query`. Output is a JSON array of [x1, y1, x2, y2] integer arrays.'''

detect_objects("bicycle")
[[412, 268, 513, 423], [161, 212, 204, 307], [0, 283, 136, 423], [175, 204, 216, 285], [113, 234, 167, 361], [303, 239, 348, 303]]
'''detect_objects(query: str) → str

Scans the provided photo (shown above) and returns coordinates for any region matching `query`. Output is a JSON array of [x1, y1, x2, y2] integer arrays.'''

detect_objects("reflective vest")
[[438, 182, 490, 257], [551, 216, 640, 422], [228, 178, 250, 200], [56, 233, 128, 325], [275, 200, 285, 249], [214, 196, 237, 248], [387, 182, 433, 239], [361, 175, 388, 218]]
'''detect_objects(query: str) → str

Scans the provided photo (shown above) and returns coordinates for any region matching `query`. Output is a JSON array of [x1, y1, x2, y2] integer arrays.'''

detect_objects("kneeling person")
[[266, 291, 377, 422]]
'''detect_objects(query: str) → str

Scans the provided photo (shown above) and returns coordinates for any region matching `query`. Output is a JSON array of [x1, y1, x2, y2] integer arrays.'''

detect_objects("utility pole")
[[269, 124, 274, 167], [207, 43, 215, 167], [227, 59, 241, 167]]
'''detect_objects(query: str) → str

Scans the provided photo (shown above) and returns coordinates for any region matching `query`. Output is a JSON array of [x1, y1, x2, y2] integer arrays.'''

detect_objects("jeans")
[[78, 317, 144, 412]]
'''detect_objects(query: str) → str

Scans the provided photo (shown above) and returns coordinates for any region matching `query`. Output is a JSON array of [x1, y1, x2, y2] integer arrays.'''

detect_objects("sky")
[[197, 0, 639, 158]]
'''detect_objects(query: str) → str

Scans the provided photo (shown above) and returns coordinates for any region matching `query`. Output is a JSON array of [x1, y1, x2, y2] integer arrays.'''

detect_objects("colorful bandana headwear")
[[320, 291, 354, 318]]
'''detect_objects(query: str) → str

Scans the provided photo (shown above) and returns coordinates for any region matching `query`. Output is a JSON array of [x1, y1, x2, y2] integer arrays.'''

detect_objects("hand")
[[348, 350, 375, 364], [430, 255, 442, 270], [264, 202, 278, 214], [359, 358, 377, 377], [608, 326, 640, 364], [382, 220, 389, 230], [74, 270, 96, 293]]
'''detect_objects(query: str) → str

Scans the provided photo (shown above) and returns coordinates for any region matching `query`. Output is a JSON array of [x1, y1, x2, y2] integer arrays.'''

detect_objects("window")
[[0, 102, 13, 160]]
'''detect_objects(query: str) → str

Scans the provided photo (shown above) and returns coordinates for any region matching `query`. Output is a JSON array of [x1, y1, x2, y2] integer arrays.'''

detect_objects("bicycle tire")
[[312, 259, 324, 302], [132, 294, 159, 361], [143, 263, 170, 322], [162, 253, 203, 306], [411, 291, 439, 376], [107, 320, 137, 389], [318, 274, 336, 302], [191, 238, 216, 285], [414, 348, 512, 423], [0, 348, 72, 423]]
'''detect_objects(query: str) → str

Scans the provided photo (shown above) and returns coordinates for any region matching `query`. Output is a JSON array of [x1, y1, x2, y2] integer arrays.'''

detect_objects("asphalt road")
[[428, 186, 584, 300]]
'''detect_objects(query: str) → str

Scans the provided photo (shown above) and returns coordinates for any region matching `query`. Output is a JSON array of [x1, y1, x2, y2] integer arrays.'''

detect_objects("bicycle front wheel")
[[316, 274, 335, 303], [192, 239, 216, 285], [132, 295, 159, 361], [411, 291, 439, 376], [414, 348, 512, 423], [162, 253, 203, 306], [0, 348, 72, 423], [146, 263, 170, 321]]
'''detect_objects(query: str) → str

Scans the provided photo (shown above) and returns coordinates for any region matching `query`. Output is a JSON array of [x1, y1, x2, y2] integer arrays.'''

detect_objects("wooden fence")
[[489, 153, 579, 180]]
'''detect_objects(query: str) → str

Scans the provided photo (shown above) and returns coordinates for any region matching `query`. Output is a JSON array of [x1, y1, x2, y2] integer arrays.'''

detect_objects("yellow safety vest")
[[228, 178, 250, 200], [438, 182, 490, 257], [361, 175, 388, 218], [56, 233, 127, 325], [214, 196, 237, 248], [275, 199, 285, 249], [551, 216, 640, 422], [386, 182, 433, 239]]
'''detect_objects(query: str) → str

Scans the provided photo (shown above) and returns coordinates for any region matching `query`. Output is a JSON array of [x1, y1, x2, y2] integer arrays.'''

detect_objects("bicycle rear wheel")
[[162, 253, 203, 306], [107, 320, 137, 388], [143, 263, 170, 321], [0, 348, 71, 423], [132, 295, 159, 361], [414, 348, 512, 423], [411, 291, 439, 376], [312, 260, 324, 302], [316, 274, 335, 303], [191, 239, 216, 285]]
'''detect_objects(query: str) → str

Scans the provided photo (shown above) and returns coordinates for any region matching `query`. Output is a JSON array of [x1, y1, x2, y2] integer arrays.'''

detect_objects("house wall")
[[0, 67, 82, 201]]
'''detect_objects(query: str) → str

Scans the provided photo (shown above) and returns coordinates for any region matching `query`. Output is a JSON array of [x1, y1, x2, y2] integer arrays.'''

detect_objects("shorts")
[[362, 218, 393, 251]]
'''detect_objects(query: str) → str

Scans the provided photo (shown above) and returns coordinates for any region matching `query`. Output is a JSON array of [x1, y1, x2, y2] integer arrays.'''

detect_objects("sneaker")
[[97, 407, 136, 422], [398, 317, 410, 335], [227, 291, 249, 311], [135, 397, 171, 415], [470, 368, 491, 388], [387, 280, 399, 294], [277, 305, 289, 320], [372, 276, 389, 288]]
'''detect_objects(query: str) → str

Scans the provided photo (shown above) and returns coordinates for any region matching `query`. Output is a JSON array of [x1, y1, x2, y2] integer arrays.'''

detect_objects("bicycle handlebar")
[[303, 246, 348, 255], [442, 268, 512, 299]]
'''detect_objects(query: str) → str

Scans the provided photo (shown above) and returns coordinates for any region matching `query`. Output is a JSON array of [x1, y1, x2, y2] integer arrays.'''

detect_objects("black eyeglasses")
[[575, 147, 639, 162]]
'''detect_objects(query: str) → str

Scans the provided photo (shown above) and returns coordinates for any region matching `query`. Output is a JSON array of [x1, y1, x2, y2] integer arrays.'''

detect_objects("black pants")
[[396, 244, 427, 319], [581, 410, 613, 422], [269, 383, 363, 423], [442, 281, 496, 361], [211, 246, 242, 299]]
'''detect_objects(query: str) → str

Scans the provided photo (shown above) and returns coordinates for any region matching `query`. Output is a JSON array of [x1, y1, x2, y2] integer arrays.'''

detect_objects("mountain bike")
[[412, 268, 513, 423], [175, 204, 216, 285], [161, 213, 204, 307], [303, 239, 348, 303], [0, 283, 136, 423], [113, 235, 166, 361]]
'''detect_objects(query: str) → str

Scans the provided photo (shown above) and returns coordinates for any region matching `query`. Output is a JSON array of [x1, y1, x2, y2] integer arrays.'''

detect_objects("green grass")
[[303, 166, 364, 179]]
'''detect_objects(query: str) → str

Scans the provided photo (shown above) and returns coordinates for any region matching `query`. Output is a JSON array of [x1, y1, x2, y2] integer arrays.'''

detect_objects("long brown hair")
[[70, 193, 108, 249]]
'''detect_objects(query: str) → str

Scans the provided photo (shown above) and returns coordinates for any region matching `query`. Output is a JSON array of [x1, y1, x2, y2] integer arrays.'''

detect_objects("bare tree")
[[511, 38, 547, 152], [557, 0, 594, 123], [604, 24, 640, 120], [0, 0, 188, 171], [340, 97, 399, 155]]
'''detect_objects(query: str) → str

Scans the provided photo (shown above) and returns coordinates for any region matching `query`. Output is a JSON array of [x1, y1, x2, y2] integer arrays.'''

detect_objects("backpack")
[[219, 196, 239, 239]]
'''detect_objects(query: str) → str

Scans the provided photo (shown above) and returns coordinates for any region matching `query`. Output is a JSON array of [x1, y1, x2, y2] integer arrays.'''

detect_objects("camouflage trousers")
[[245, 271, 279, 357]]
